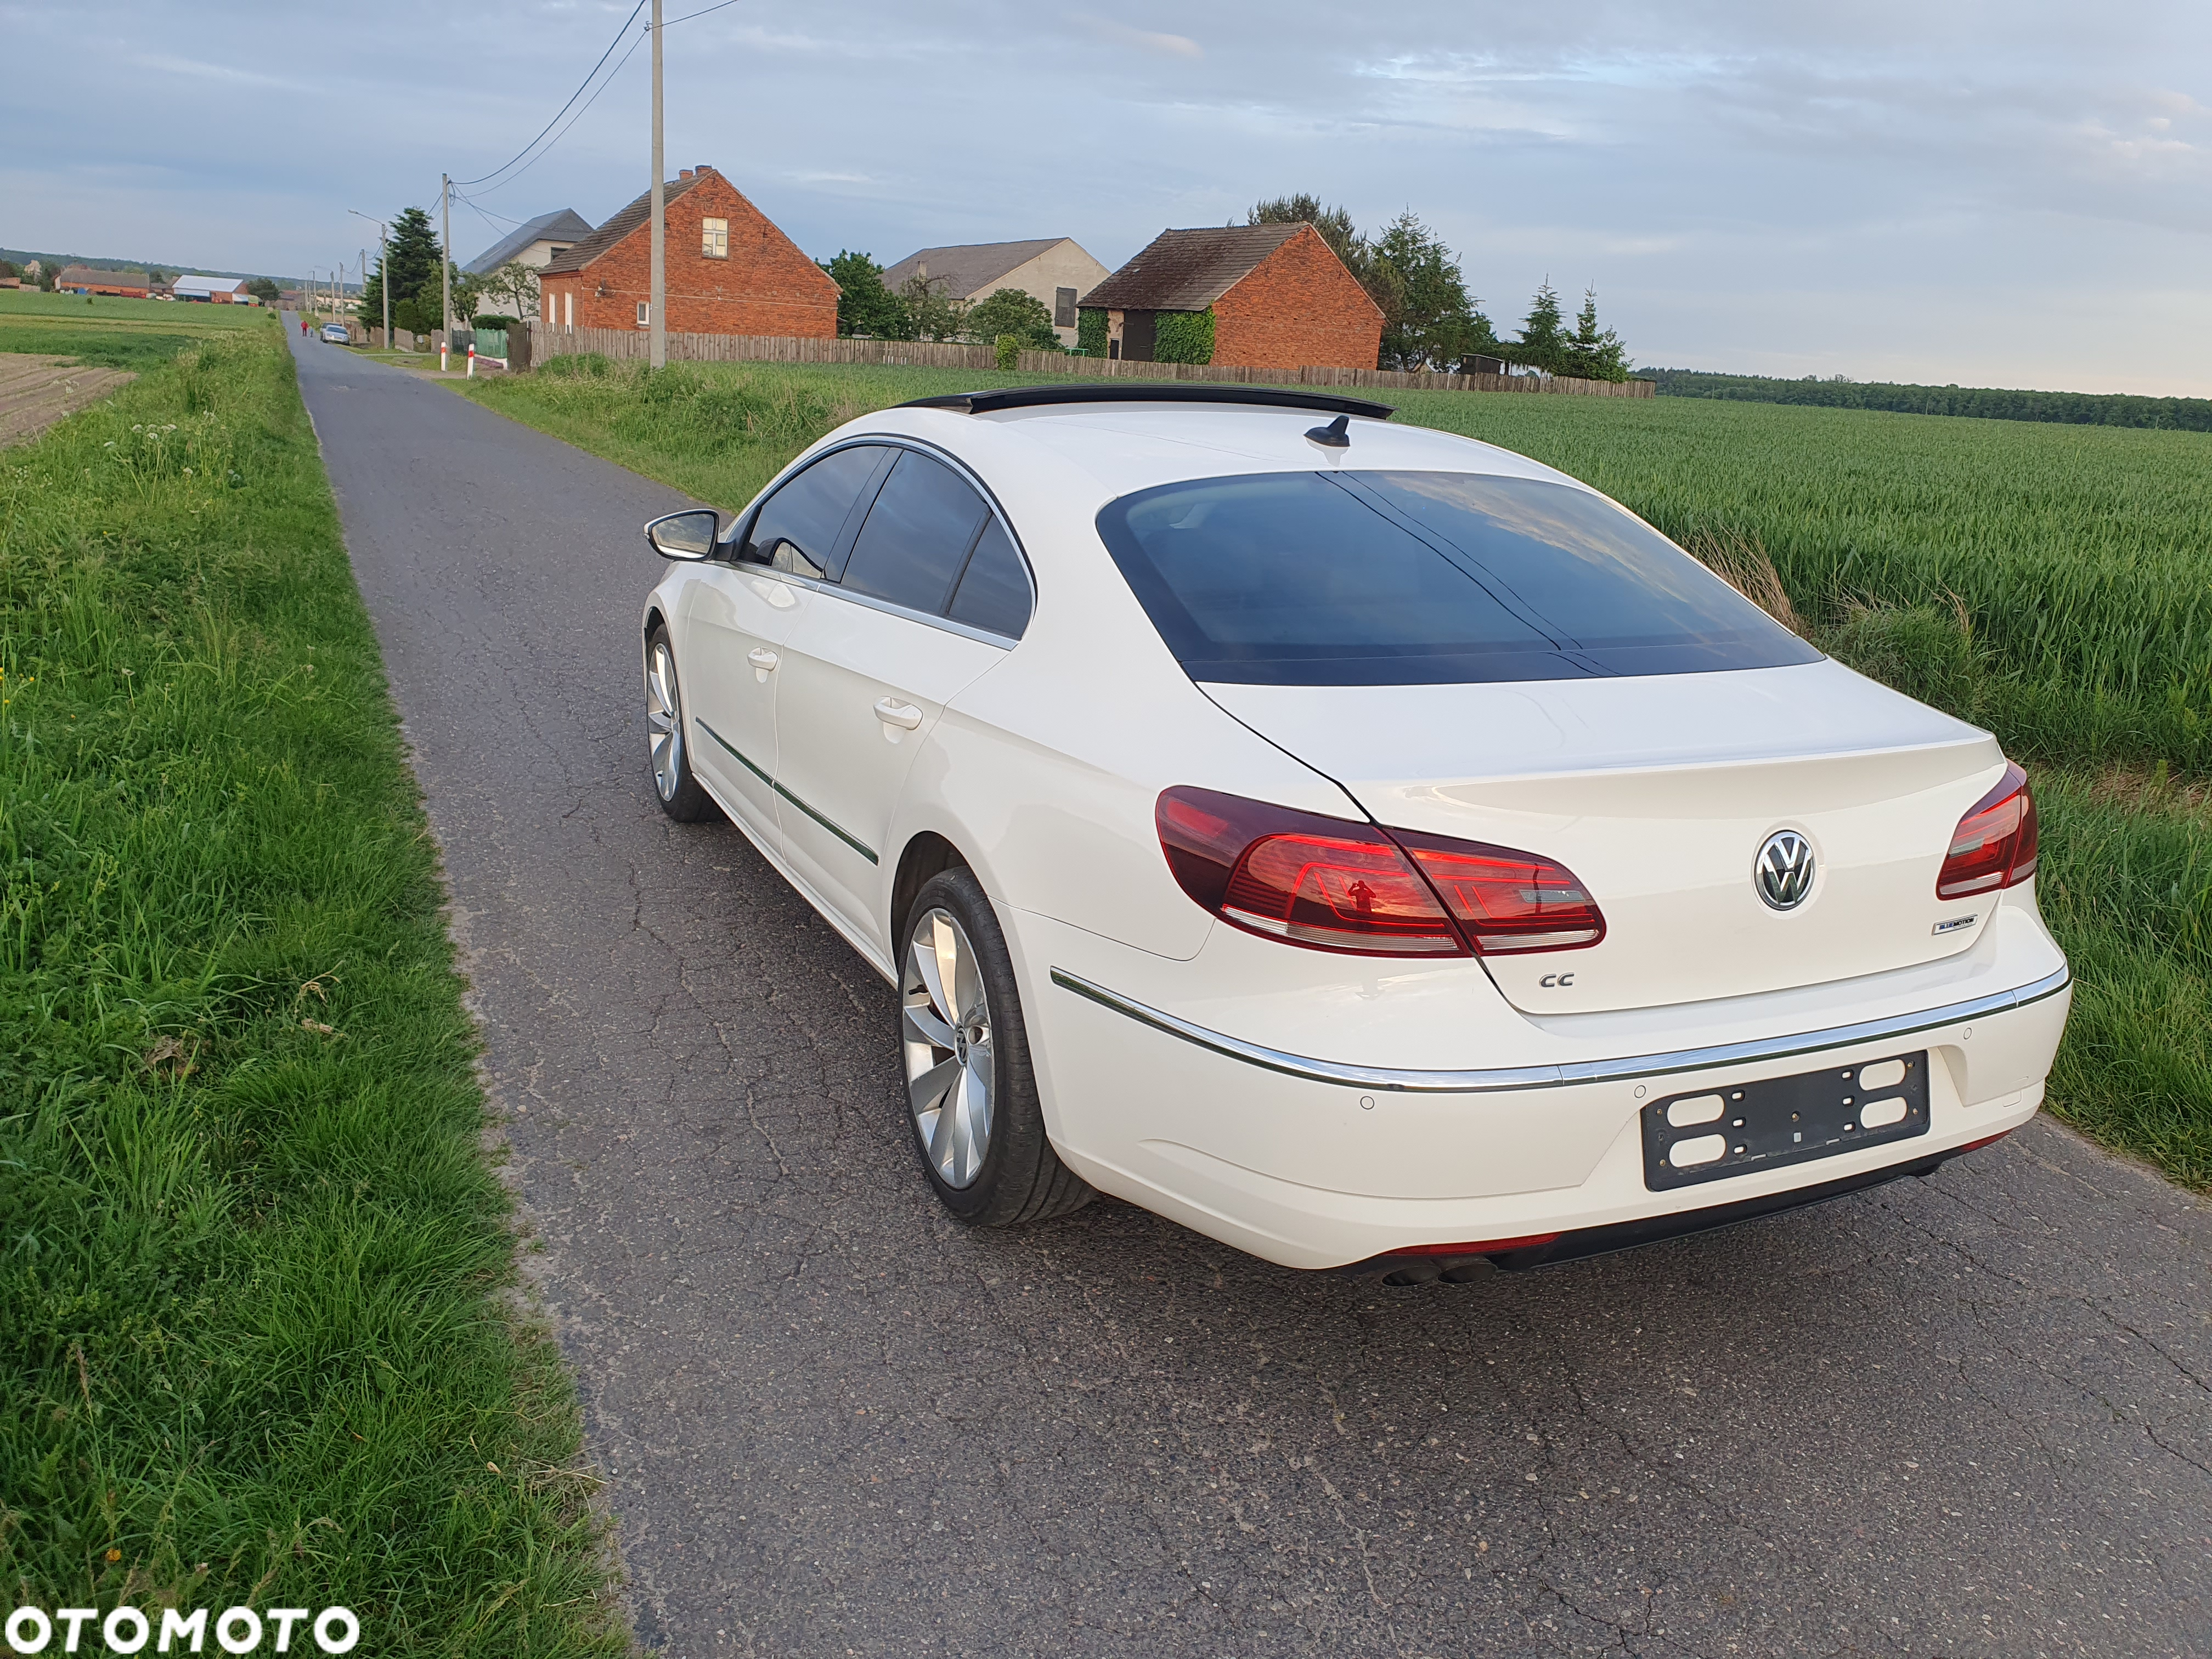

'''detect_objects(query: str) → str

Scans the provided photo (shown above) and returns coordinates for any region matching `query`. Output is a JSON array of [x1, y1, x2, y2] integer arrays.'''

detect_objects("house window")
[[701, 217, 728, 259], [564, 291, 573, 327], [1054, 286, 1077, 328], [637, 301, 650, 328], [543, 292, 552, 324]]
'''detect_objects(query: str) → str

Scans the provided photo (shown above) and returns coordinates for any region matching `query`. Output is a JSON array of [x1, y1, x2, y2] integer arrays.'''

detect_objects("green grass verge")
[[2, 317, 624, 1648], [461, 355, 2212, 1190], [1, 289, 266, 371]]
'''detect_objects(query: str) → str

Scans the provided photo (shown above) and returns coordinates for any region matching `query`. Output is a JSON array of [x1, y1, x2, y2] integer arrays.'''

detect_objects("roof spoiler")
[[898, 383, 1396, 419]]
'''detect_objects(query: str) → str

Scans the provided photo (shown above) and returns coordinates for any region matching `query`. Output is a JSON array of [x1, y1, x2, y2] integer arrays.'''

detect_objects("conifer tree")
[[1513, 281, 1569, 375], [1564, 287, 1631, 381], [358, 207, 443, 330]]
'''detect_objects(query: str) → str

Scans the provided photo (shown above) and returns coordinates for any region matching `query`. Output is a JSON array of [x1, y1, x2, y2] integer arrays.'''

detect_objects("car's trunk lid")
[[1203, 660, 2004, 1014]]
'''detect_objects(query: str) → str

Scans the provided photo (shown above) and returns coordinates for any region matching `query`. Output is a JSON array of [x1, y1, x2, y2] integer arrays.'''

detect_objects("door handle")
[[747, 648, 779, 672], [873, 698, 924, 731]]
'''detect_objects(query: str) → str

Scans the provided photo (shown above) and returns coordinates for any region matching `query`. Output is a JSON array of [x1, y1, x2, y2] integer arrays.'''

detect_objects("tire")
[[899, 867, 1093, 1226], [645, 624, 719, 823]]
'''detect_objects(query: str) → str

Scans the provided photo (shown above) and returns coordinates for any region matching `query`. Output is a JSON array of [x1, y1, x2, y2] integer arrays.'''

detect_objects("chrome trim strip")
[[696, 718, 878, 865], [1049, 964, 2072, 1095], [695, 716, 770, 786]]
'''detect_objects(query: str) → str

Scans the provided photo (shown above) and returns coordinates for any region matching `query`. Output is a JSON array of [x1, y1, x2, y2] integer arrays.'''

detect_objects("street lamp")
[[349, 210, 390, 347]]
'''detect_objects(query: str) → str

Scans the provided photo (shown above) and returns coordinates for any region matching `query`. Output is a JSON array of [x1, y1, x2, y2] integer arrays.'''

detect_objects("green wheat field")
[[466, 353, 2212, 1191]]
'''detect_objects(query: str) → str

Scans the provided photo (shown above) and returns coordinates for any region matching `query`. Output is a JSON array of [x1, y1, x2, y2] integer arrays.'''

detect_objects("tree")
[[1511, 281, 1570, 376], [964, 286, 1059, 351], [1367, 210, 1497, 371], [482, 259, 540, 318], [897, 274, 965, 343], [358, 206, 442, 331], [245, 276, 280, 303], [1560, 287, 1630, 381], [443, 263, 485, 325], [820, 250, 907, 338], [0, 260, 14, 280]]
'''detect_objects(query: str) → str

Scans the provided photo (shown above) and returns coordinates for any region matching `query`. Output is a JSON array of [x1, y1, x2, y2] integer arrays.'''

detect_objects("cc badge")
[[1539, 972, 1576, 988]]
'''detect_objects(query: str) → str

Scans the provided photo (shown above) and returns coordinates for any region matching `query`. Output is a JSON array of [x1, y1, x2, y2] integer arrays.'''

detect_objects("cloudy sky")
[[8, 1, 2209, 394]]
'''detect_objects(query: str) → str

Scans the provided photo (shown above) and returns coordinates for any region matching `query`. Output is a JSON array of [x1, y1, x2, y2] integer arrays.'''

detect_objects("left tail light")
[[1156, 787, 1605, 958], [1936, 761, 2038, 900]]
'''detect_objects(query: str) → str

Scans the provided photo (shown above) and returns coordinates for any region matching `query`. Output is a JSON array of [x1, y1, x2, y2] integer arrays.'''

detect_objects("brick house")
[[1077, 224, 1382, 370], [57, 266, 153, 298], [538, 167, 837, 337]]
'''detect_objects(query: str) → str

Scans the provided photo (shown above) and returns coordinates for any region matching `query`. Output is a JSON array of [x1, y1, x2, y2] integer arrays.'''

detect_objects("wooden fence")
[[521, 324, 1654, 398]]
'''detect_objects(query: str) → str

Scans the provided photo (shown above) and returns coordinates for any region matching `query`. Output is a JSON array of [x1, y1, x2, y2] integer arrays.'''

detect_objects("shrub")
[[1154, 308, 1216, 365], [1077, 307, 1108, 357]]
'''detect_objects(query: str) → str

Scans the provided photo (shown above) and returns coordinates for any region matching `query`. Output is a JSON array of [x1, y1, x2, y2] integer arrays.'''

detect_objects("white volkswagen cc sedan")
[[637, 385, 2069, 1279]]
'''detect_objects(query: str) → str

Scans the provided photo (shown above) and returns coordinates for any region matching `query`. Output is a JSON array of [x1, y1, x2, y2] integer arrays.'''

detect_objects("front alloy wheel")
[[644, 625, 717, 822]]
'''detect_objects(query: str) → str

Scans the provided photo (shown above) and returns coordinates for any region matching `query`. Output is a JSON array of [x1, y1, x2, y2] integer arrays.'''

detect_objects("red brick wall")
[[539, 170, 838, 338], [1209, 225, 1383, 370]]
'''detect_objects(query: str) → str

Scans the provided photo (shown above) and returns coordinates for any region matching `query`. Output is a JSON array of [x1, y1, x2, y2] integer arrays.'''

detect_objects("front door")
[[680, 443, 894, 847], [771, 449, 1013, 957], [678, 566, 805, 844], [1122, 308, 1156, 362]]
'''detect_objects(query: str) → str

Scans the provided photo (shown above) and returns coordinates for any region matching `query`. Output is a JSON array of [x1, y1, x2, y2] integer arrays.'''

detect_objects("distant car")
[[635, 383, 2069, 1278], [319, 323, 351, 345]]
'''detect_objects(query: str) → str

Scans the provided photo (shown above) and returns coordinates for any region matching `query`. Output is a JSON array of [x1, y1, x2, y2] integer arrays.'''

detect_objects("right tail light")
[[1156, 787, 1605, 958], [1936, 761, 2038, 900]]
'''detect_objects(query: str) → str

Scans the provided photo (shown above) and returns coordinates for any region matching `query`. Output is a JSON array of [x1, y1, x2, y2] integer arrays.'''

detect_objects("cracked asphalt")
[[289, 328, 2212, 1658]]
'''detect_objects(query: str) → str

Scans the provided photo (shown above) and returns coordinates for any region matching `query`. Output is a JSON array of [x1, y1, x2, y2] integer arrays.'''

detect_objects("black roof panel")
[[900, 383, 1396, 420]]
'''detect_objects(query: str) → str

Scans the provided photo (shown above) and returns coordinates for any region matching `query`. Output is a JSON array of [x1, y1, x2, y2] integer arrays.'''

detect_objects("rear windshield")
[[1095, 470, 1820, 685]]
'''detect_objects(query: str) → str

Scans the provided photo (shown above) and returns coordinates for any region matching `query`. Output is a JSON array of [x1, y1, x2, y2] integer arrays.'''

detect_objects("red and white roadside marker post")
[[467, 341, 476, 378]]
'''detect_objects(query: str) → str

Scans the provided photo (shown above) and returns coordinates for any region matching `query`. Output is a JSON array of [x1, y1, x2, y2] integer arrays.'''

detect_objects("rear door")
[[679, 444, 893, 842], [771, 447, 1034, 957]]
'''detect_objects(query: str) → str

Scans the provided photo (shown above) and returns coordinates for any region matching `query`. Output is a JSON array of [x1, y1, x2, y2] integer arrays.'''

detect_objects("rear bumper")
[[1344, 1135, 2007, 1279], [1005, 904, 2069, 1271]]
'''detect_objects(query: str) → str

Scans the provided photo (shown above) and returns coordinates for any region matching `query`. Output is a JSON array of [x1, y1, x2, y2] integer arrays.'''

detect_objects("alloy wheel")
[[646, 640, 684, 803], [903, 907, 995, 1188]]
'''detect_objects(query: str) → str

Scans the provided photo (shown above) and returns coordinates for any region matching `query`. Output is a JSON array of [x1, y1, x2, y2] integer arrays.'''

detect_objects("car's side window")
[[840, 450, 990, 616], [946, 517, 1033, 639], [740, 445, 891, 578]]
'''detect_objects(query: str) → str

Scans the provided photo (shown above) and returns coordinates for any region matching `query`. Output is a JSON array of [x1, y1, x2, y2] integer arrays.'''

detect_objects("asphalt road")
[[288, 327, 2211, 1658]]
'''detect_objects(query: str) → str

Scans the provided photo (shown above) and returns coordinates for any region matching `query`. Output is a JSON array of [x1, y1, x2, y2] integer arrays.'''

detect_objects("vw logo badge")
[[1755, 830, 1815, 911]]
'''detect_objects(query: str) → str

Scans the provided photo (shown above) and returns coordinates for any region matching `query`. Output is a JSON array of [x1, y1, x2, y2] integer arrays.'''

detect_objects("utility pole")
[[350, 210, 390, 347], [648, 0, 665, 370], [441, 172, 454, 343]]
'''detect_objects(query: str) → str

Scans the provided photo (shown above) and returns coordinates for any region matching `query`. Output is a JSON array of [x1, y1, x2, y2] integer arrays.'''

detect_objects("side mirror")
[[645, 509, 720, 561]]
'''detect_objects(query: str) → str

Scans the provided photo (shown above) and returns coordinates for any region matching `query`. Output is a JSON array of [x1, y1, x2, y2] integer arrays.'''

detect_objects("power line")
[[452, 0, 647, 189], [465, 24, 648, 200], [662, 0, 744, 23]]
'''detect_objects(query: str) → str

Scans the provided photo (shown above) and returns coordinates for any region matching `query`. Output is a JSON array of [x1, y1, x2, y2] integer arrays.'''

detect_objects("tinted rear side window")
[[1095, 470, 1820, 685], [743, 444, 889, 578], [947, 518, 1032, 638], [843, 450, 990, 614]]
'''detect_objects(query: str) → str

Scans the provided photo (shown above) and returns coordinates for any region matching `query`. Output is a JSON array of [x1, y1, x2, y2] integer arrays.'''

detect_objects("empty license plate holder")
[[1641, 1051, 1931, 1190]]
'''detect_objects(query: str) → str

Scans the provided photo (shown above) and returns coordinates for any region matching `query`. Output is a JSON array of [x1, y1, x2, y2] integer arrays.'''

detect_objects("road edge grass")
[[1, 319, 631, 1649], [457, 353, 2210, 1194]]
